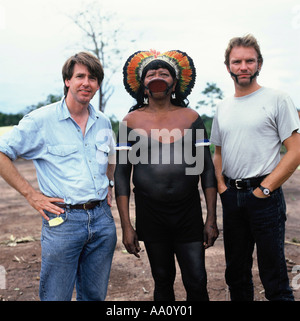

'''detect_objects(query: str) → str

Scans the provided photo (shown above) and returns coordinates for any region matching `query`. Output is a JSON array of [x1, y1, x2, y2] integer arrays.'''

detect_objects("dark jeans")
[[220, 185, 294, 301]]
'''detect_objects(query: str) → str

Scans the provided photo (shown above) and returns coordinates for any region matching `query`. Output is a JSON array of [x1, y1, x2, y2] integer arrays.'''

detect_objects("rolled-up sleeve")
[[0, 114, 44, 161]]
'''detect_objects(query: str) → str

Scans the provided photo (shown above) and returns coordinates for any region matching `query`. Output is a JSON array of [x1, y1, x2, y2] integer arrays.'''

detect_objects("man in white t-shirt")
[[211, 34, 300, 301]]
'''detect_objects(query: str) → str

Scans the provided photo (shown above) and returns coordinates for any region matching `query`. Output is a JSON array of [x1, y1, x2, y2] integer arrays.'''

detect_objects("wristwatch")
[[259, 185, 271, 196], [109, 180, 114, 188]]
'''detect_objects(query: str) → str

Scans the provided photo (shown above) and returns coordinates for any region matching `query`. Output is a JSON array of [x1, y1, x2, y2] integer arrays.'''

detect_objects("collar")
[[57, 97, 99, 121]]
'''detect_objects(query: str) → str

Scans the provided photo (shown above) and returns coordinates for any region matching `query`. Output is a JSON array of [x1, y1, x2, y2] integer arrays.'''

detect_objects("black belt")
[[53, 200, 102, 210], [225, 175, 267, 190]]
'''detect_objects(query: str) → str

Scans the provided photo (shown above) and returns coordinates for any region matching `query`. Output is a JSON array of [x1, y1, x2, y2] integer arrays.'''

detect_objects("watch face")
[[263, 188, 270, 195]]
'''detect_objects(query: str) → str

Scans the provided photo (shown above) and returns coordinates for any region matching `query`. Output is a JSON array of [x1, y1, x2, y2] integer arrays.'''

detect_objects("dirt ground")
[[0, 159, 299, 301]]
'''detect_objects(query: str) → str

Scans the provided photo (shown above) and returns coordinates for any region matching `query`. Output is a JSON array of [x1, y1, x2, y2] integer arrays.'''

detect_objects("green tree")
[[24, 94, 62, 114], [109, 114, 119, 136], [0, 112, 24, 126], [0, 94, 63, 127], [0, 94, 119, 140], [196, 82, 223, 154], [196, 82, 224, 115]]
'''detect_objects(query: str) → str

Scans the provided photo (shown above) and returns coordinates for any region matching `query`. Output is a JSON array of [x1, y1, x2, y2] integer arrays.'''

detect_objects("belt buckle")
[[83, 203, 88, 210], [235, 179, 243, 190]]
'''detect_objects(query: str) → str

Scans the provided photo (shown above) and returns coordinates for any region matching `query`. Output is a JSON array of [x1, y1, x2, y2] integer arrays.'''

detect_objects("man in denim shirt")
[[0, 52, 117, 301]]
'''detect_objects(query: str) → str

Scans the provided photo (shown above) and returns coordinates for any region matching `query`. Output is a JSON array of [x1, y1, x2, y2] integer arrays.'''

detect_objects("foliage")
[[24, 94, 62, 114], [0, 112, 24, 126], [0, 94, 119, 138], [109, 114, 119, 136], [0, 94, 62, 127], [196, 82, 224, 114], [196, 82, 224, 154], [200, 114, 213, 137], [200, 114, 214, 154]]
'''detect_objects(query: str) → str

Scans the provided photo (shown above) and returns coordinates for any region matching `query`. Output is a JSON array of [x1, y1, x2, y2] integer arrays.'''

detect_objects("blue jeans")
[[39, 201, 117, 301], [220, 186, 294, 301]]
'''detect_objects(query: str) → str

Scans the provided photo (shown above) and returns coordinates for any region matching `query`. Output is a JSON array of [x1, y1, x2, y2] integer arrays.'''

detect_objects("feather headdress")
[[123, 49, 196, 98]]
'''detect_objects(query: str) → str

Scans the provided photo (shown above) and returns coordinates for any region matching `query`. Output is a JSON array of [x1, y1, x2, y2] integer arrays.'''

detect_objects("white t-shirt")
[[210, 87, 300, 179]]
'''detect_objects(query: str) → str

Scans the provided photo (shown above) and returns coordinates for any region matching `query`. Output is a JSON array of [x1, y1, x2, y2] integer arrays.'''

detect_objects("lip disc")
[[147, 79, 168, 93]]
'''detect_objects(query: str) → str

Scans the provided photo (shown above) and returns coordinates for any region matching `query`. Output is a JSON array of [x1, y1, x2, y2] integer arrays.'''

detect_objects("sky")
[[0, 0, 300, 120]]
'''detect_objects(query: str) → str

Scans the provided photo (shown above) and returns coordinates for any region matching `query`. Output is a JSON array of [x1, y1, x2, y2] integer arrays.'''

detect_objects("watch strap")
[[259, 185, 271, 196]]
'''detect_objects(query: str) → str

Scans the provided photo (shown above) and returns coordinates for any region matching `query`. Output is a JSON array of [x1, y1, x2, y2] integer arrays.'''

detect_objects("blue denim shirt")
[[0, 98, 115, 204]]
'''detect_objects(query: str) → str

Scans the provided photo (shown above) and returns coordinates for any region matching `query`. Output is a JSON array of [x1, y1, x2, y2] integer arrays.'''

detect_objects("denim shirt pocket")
[[95, 143, 110, 166], [47, 145, 78, 157], [47, 145, 79, 178]]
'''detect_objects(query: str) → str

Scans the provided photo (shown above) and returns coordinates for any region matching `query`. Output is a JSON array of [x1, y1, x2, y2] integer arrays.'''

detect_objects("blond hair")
[[224, 34, 263, 67]]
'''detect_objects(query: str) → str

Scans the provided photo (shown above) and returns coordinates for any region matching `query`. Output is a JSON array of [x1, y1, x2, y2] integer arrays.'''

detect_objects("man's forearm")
[[0, 152, 73, 218], [260, 132, 300, 192], [0, 152, 35, 198], [106, 157, 116, 181]]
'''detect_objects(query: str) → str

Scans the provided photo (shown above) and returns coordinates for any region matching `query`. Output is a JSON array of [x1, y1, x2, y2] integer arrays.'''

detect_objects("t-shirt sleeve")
[[277, 94, 300, 142]]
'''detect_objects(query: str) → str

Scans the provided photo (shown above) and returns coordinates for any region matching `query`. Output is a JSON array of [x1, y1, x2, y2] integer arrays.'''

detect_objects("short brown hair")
[[224, 34, 263, 67], [62, 52, 104, 96]]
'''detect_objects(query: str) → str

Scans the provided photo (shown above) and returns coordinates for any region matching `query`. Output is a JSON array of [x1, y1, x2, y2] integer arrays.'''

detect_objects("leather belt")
[[225, 175, 267, 190], [53, 200, 102, 210]]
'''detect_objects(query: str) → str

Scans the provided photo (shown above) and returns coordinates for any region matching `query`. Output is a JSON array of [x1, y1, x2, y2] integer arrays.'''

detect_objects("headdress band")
[[123, 49, 196, 99]]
